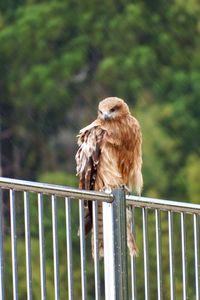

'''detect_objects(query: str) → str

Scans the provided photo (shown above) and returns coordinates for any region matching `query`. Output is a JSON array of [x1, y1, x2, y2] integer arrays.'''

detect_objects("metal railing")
[[0, 177, 200, 300], [127, 195, 200, 300]]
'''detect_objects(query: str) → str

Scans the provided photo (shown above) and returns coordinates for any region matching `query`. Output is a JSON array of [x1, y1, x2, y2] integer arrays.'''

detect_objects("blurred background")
[[0, 0, 200, 299]]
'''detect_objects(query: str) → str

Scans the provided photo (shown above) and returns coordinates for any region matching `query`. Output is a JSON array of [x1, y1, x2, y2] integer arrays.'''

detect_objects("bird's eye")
[[110, 105, 120, 113], [98, 109, 103, 114]]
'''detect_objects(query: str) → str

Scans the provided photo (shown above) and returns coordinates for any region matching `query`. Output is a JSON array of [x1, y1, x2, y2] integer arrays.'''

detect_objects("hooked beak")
[[102, 112, 111, 120]]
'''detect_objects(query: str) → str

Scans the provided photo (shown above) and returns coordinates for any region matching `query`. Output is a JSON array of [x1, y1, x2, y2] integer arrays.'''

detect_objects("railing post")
[[103, 188, 128, 300]]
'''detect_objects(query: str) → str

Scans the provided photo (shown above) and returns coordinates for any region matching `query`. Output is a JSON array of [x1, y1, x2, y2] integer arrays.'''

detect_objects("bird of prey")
[[75, 97, 143, 257]]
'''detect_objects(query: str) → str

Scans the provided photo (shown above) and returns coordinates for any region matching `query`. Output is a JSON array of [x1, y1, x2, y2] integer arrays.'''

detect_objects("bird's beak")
[[102, 112, 110, 120]]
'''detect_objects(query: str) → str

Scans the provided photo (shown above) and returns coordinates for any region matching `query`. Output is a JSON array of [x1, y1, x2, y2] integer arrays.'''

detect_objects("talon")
[[121, 185, 131, 194], [102, 187, 112, 194]]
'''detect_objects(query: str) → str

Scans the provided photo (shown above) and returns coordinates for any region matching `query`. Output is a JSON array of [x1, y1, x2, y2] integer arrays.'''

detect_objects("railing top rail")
[[0, 177, 113, 202], [1, 177, 199, 214], [127, 195, 200, 215]]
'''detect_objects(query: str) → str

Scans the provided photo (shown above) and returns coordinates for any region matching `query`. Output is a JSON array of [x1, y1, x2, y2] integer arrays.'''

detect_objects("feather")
[[76, 125, 105, 235], [75, 97, 143, 257]]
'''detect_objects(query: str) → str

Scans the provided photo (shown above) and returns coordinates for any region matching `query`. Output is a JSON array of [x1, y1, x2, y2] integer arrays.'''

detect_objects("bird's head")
[[98, 97, 130, 121]]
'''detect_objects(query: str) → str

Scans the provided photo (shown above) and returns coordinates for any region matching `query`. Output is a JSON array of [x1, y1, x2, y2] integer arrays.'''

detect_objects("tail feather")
[[91, 205, 138, 258]]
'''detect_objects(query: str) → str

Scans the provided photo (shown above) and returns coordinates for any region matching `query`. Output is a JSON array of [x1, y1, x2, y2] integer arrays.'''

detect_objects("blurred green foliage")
[[0, 0, 200, 299]]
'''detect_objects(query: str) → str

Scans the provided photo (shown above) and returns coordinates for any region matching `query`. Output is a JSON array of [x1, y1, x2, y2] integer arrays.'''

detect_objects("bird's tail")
[[91, 205, 138, 258]]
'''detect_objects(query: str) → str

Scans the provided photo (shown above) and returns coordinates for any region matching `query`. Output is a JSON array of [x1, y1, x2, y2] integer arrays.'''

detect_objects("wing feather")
[[75, 124, 105, 234]]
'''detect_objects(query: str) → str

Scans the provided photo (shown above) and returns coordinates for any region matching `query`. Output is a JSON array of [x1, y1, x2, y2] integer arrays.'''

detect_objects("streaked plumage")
[[75, 97, 143, 257]]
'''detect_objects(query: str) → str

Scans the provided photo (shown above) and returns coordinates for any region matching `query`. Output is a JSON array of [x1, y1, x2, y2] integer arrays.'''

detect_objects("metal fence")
[[0, 177, 200, 300]]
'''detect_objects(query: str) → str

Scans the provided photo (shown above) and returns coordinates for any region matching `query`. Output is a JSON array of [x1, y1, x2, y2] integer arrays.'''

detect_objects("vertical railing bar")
[[24, 191, 33, 300], [131, 206, 137, 300], [193, 214, 200, 300], [142, 207, 150, 300], [38, 193, 46, 300], [181, 212, 188, 300], [155, 209, 163, 300], [10, 189, 19, 300], [79, 200, 87, 300], [0, 190, 4, 300], [103, 200, 116, 300], [52, 195, 60, 300], [168, 211, 176, 300], [92, 201, 100, 300], [65, 197, 73, 300]]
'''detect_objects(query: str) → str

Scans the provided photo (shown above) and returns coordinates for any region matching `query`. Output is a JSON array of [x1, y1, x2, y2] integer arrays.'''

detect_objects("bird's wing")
[[75, 121, 105, 234]]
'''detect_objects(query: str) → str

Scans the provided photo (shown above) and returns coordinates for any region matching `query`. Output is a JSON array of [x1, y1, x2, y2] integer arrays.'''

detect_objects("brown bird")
[[75, 97, 143, 257]]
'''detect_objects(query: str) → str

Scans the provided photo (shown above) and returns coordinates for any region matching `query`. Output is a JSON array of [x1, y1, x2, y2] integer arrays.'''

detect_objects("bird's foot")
[[121, 185, 131, 195], [102, 187, 112, 194]]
